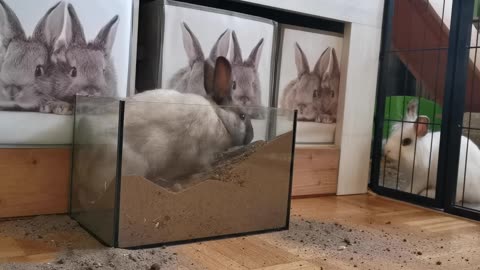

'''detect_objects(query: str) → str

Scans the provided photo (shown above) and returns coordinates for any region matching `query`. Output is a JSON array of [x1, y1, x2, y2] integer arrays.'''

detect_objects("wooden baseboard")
[[0, 148, 71, 218], [291, 146, 340, 197]]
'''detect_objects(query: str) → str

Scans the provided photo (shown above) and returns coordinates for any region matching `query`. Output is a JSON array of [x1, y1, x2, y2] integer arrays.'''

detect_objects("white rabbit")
[[168, 22, 230, 97], [0, 0, 71, 114], [384, 99, 480, 203], [229, 31, 264, 118], [74, 57, 253, 206]]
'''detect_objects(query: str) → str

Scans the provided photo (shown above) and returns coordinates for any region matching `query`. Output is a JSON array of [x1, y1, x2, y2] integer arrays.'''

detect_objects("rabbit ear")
[[406, 98, 418, 120], [294, 42, 309, 77], [181, 22, 204, 67], [0, 0, 26, 45], [314, 47, 340, 79], [93, 15, 119, 56], [33, 2, 69, 49], [209, 56, 232, 105], [246, 38, 264, 69], [415, 116, 430, 137], [230, 31, 243, 65], [66, 3, 86, 45], [209, 29, 230, 62]]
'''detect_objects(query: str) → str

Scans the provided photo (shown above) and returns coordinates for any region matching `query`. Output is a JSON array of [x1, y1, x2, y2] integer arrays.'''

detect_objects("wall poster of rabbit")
[[277, 25, 343, 144], [0, 0, 138, 145], [160, 1, 276, 122]]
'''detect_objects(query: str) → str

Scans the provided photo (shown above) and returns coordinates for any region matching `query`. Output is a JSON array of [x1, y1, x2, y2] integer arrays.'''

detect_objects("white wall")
[[239, 0, 385, 195]]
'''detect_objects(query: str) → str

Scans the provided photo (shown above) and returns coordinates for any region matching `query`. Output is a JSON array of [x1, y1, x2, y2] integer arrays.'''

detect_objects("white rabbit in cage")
[[384, 99, 480, 203]]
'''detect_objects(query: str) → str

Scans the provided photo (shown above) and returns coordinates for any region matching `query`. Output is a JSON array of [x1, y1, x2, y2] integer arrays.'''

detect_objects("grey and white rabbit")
[[167, 22, 230, 97], [0, 0, 71, 114], [384, 99, 480, 203], [75, 57, 253, 206], [50, 3, 118, 105], [229, 31, 264, 119], [280, 44, 340, 123]]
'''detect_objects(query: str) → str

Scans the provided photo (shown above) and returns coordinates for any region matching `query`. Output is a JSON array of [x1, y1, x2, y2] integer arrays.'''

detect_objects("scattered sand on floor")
[[259, 214, 479, 270], [2, 206, 480, 269], [0, 215, 178, 270]]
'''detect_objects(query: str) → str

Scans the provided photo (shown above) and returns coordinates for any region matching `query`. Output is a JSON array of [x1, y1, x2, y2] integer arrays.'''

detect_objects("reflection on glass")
[[70, 96, 120, 246]]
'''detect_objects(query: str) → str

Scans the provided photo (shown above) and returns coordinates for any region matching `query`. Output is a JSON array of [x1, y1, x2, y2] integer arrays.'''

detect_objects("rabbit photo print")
[[160, 3, 276, 120], [277, 26, 343, 144], [0, 0, 134, 115]]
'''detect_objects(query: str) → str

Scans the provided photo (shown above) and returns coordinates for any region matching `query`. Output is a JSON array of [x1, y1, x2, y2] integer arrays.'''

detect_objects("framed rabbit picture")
[[275, 24, 344, 144], [136, 0, 277, 140], [0, 0, 139, 145]]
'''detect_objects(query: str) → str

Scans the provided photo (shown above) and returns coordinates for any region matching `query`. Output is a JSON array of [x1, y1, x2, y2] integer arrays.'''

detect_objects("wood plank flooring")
[[1, 194, 480, 269]]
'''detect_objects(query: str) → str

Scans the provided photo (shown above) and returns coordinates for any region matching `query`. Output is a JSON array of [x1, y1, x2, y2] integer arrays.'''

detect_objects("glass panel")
[[70, 96, 121, 246], [116, 100, 295, 247], [390, 0, 451, 51]]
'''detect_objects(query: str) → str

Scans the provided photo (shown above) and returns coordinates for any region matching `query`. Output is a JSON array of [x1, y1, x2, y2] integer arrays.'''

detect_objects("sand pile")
[[118, 133, 293, 247]]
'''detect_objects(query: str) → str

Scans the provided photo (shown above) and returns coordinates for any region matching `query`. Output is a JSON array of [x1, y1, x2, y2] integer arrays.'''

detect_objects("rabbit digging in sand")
[[75, 57, 254, 205], [0, 0, 71, 114], [384, 99, 480, 203], [280, 43, 340, 123]]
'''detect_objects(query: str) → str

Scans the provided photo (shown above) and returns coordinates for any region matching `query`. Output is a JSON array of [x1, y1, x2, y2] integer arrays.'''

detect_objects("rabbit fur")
[[0, 0, 71, 114], [280, 43, 340, 123], [74, 57, 254, 206], [167, 22, 230, 97], [384, 99, 480, 203]]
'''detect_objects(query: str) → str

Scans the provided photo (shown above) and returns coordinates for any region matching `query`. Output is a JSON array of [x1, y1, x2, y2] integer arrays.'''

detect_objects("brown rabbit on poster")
[[280, 43, 340, 123]]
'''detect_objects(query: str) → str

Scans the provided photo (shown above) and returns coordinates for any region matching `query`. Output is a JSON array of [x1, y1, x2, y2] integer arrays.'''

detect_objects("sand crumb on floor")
[[0, 216, 178, 270], [2, 211, 480, 269]]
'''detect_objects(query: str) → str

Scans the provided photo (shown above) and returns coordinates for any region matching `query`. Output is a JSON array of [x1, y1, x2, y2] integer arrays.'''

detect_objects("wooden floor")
[[2, 194, 480, 269]]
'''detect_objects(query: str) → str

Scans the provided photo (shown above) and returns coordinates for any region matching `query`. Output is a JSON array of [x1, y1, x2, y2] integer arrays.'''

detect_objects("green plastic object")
[[383, 96, 443, 139]]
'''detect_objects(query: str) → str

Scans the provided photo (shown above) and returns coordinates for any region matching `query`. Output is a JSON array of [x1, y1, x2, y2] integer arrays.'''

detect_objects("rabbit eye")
[[70, 67, 77, 77], [35, 65, 44, 77], [402, 138, 412, 146], [232, 81, 237, 90], [330, 91, 335, 98], [313, 89, 319, 98], [239, 113, 246, 120]]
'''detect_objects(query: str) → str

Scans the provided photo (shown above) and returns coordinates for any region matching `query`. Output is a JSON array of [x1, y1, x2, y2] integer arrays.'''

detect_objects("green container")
[[383, 96, 443, 138]]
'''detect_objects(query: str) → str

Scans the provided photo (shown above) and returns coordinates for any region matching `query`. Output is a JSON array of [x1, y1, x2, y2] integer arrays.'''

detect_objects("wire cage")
[[371, 0, 480, 220], [69, 95, 297, 248]]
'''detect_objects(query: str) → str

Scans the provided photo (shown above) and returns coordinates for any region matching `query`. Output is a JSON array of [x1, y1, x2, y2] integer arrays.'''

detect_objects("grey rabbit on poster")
[[0, 0, 71, 114], [168, 22, 231, 96], [75, 57, 253, 206], [230, 31, 264, 119], [50, 4, 118, 106], [280, 43, 340, 123]]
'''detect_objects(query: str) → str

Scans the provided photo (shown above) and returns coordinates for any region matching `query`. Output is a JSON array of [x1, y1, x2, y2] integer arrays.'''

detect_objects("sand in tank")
[[117, 132, 294, 247]]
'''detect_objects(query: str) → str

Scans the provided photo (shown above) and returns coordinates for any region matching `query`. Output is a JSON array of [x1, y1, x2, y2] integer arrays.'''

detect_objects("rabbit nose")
[[240, 96, 250, 104], [297, 103, 306, 112]]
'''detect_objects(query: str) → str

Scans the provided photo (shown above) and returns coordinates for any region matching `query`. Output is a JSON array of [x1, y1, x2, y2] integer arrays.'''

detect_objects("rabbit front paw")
[[315, 114, 336, 124], [40, 101, 73, 115]]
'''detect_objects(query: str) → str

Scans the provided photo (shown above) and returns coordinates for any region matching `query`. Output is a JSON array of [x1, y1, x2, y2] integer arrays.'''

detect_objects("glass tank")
[[70, 95, 297, 248]]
